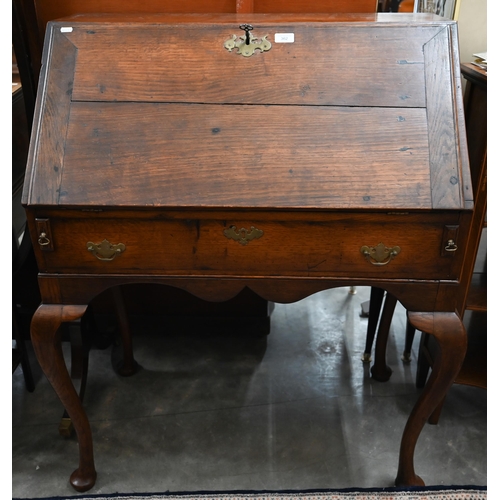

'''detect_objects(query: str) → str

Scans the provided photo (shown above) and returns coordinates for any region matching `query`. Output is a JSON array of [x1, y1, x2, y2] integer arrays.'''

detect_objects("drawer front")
[[35, 217, 459, 280]]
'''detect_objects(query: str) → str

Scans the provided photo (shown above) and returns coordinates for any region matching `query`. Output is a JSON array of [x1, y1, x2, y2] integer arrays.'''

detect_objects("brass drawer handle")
[[87, 239, 126, 261], [38, 232, 51, 246], [445, 239, 458, 252], [223, 225, 263, 246], [360, 243, 401, 266]]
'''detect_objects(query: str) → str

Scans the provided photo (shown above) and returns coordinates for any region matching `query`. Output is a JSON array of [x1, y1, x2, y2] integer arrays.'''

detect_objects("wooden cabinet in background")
[[460, 63, 487, 317], [453, 63, 487, 389]]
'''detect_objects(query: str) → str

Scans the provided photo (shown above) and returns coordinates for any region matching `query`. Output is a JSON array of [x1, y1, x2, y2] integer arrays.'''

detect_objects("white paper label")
[[274, 33, 294, 43], [60, 27, 73, 33]]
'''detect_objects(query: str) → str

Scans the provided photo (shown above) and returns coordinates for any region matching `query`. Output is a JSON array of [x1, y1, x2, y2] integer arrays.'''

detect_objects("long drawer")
[[33, 214, 462, 280]]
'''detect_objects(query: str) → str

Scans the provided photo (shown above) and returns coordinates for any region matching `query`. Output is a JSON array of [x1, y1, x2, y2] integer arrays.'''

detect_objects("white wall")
[[456, 0, 487, 63]]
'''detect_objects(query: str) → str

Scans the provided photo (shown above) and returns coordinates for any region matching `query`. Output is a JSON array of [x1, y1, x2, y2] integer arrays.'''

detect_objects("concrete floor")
[[12, 287, 487, 498]]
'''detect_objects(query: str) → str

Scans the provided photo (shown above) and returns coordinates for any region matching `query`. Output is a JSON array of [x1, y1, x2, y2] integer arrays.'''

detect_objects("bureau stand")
[[23, 13, 472, 492]]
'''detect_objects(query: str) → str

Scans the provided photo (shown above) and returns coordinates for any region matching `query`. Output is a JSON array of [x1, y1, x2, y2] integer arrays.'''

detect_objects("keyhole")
[[239, 24, 253, 45]]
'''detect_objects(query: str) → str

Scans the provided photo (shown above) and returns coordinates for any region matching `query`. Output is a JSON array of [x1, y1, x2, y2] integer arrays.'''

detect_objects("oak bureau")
[[23, 13, 472, 492]]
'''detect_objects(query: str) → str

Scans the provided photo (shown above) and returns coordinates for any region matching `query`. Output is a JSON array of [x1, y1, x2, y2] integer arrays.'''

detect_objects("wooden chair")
[[362, 289, 415, 382]]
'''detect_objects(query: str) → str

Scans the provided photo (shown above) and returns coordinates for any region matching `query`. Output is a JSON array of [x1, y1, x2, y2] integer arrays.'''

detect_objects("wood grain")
[[22, 25, 76, 206], [35, 215, 459, 279], [423, 26, 462, 209], [37, 272, 442, 311], [59, 102, 431, 209], [67, 23, 435, 107]]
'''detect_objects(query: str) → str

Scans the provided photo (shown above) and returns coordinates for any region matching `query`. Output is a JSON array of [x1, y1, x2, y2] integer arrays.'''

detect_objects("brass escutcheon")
[[87, 239, 126, 261], [223, 225, 263, 245], [360, 242, 401, 266], [224, 24, 271, 57]]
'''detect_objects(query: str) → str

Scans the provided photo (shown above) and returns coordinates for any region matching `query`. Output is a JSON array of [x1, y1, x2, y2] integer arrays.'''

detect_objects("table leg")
[[111, 286, 137, 376], [395, 311, 467, 486], [31, 304, 97, 492]]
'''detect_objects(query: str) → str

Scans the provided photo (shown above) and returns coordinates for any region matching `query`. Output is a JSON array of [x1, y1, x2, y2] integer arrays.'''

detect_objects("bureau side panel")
[[424, 26, 469, 210], [22, 26, 76, 206]]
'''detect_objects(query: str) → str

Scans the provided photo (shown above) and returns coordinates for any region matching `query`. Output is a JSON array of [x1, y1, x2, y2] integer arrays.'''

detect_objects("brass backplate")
[[223, 225, 263, 245], [224, 26, 271, 57], [87, 239, 126, 261], [360, 242, 401, 266]]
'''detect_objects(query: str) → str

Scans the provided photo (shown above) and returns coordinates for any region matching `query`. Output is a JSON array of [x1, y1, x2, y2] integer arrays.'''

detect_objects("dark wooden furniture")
[[23, 13, 472, 492], [12, 62, 36, 391], [456, 63, 487, 319], [13, 172, 37, 395]]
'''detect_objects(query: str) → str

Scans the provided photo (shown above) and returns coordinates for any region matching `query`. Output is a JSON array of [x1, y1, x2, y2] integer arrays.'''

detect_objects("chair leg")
[[362, 287, 385, 362], [371, 292, 397, 381], [402, 321, 417, 363], [13, 305, 35, 392], [58, 287, 137, 437]]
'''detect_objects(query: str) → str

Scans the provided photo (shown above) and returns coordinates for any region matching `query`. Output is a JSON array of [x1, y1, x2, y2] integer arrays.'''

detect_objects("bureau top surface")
[[23, 14, 471, 212]]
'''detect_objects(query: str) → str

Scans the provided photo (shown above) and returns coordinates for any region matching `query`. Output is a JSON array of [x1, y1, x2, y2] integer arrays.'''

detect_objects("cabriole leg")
[[30, 304, 97, 492], [395, 311, 467, 486]]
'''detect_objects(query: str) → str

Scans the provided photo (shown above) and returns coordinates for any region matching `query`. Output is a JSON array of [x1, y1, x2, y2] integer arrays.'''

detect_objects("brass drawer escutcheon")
[[87, 239, 126, 261], [223, 225, 263, 245], [360, 243, 401, 266], [224, 24, 271, 57]]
